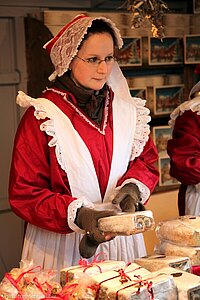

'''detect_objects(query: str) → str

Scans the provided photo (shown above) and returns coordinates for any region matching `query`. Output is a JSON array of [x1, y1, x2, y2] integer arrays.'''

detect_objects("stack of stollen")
[[60, 255, 200, 299], [155, 215, 200, 275], [60, 260, 178, 299]]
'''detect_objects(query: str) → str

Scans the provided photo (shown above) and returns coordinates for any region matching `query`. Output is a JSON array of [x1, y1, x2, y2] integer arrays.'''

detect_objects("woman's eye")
[[88, 57, 98, 63], [105, 55, 114, 62]]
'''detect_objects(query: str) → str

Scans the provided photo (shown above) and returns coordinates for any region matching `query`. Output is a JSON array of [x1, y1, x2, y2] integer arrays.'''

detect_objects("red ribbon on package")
[[115, 274, 154, 300], [3, 266, 51, 300], [192, 265, 200, 276], [133, 275, 153, 299], [65, 252, 107, 283], [117, 268, 131, 284]]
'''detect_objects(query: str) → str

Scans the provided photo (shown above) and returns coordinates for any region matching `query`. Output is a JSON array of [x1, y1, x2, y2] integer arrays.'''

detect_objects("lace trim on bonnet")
[[16, 90, 150, 161], [45, 16, 123, 81], [169, 97, 200, 128]]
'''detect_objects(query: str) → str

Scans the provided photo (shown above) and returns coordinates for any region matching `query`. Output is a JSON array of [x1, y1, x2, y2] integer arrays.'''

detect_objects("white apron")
[[21, 92, 146, 274], [185, 184, 200, 216]]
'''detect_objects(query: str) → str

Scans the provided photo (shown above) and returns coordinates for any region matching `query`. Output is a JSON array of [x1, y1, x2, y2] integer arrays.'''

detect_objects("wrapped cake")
[[91, 262, 152, 299], [98, 210, 155, 235], [135, 254, 192, 273], [156, 215, 200, 246], [157, 240, 200, 266], [154, 266, 200, 299], [0, 260, 61, 300], [60, 259, 126, 287], [91, 265, 177, 300]]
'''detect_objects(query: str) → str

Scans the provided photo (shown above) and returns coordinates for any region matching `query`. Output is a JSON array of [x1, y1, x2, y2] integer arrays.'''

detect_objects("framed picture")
[[158, 156, 180, 187], [148, 36, 184, 65], [130, 88, 147, 100], [152, 126, 172, 155], [116, 37, 142, 66], [184, 34, 200, 64], [193, 0, 200, 13], [150, 85, 184, 116]]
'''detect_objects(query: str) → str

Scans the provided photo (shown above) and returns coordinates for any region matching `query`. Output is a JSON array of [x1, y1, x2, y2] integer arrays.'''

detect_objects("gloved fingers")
[[79, 234, 99, 259], [88, 228, 106, 244], [135, 202, 146, 211], [112, 191, 128, 205], [94, 209, 117, 221], [119, 195, 137, 212]]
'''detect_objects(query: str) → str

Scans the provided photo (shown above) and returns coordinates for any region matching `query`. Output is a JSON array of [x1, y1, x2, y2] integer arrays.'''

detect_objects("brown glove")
[[112, 183, 145, 212], [75, 207, 116, 258]]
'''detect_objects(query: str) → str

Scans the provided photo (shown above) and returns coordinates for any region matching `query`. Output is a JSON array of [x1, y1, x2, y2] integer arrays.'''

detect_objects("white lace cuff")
[[109, 179, 150, 205], [67, 197, 94, 233]]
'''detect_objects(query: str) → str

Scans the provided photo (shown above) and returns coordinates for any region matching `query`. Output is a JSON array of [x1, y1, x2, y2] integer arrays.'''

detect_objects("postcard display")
[[43, 10, 200, 192]]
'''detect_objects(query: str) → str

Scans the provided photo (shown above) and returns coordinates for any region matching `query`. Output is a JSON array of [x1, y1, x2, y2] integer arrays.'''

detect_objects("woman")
[[9, 14, 159, 273], [168, 81, 200, 216]]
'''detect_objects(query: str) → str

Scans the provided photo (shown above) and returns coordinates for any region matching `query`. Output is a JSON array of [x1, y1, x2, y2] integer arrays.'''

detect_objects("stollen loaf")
[[92, 266, 177, 300], [154, 266, 200, 300], [60, 260, 126, 287], [98, 210, 155, 235], [156, 215, 200, 246], [157, 240, 200, 266], [135, 254, 192, 273]]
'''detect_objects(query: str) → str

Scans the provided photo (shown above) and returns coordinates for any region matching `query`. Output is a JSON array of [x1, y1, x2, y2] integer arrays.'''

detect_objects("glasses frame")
[[76, 55, 116, 66]]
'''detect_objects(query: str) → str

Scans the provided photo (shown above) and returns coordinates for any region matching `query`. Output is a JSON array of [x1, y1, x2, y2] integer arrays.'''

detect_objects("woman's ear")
[[69, 60, 73, 71]]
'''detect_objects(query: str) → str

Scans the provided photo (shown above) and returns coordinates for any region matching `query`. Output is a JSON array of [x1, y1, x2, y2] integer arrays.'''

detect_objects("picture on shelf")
[[184, 34, 200, 64], [152, 126, 172, 155], [193, 0, 200, 13], [148, 36, 184, 65], [152, 85, 184, 116], [116, 37, 142, 66], [130, 88, 146, 100], [158, 156, 180, 187]]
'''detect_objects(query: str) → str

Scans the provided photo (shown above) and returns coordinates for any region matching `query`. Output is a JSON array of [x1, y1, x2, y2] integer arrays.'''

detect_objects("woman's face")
[[70, 32, 115, 91]]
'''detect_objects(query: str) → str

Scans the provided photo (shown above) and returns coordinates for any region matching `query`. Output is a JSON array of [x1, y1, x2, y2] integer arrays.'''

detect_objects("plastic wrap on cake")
[[135, 254, 192, 273], [156, 215, 200, 246], [93, 270, 177, 299], [98, 210, 155, 236], [156, 240, 200, 266], [60, 259, 126, 287], [154, 266, 200, 300]]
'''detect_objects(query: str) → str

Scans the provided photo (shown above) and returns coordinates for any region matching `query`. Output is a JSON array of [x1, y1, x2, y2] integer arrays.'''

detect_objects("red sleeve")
[[167, 110, 200, 185], [117, 136, 159, 199], [9, 107, 75, 234]]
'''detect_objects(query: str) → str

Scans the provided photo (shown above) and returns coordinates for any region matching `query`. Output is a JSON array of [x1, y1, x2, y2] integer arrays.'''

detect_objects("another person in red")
[[9, 14, 159, 273], [167, 81, 200, 216]]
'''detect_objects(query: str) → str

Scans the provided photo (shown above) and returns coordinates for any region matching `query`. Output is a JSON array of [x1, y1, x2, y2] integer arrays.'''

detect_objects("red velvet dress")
[[168, 106, 200, 215], [9, 87, 159, 271]]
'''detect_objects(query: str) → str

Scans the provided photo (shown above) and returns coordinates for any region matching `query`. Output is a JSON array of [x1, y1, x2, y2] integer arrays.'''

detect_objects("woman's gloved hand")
[[112, 183, 145, 212], [75, 207, 116, 258]]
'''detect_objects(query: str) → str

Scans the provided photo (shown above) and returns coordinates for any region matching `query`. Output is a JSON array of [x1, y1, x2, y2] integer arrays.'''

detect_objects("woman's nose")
[[97, 60, 108, 73]]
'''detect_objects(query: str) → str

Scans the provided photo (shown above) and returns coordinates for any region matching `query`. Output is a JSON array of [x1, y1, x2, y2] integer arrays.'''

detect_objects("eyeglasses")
[[76, 55, 116, 66]]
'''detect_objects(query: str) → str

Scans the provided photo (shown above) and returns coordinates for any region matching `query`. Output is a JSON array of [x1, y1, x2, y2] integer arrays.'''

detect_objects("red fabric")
[[44, 14, 87, 53], [192, 265, 200, 276], [167, 110, 200, 185], [167, 110, 200, 214], [9, 88, 158, 234]]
